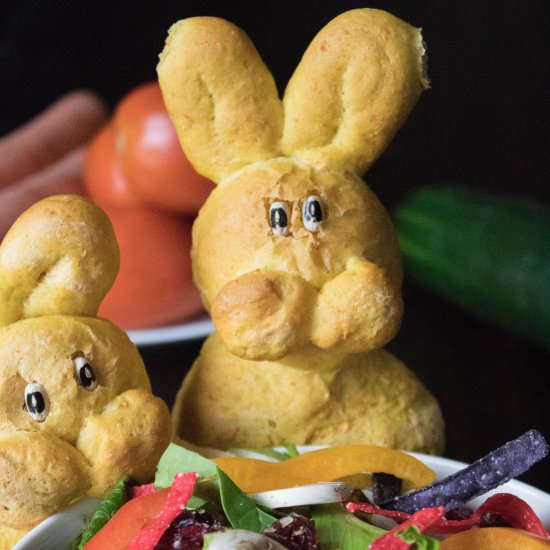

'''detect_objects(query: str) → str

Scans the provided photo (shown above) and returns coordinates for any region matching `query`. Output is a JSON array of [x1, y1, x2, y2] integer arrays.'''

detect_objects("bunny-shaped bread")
[[0, 196, 171, 545], [159, 9, 444, 453]]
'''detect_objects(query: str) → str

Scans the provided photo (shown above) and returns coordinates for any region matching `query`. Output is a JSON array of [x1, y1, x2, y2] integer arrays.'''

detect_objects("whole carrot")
[[0, 147, 85, 236], [0, 90, 108, 188]]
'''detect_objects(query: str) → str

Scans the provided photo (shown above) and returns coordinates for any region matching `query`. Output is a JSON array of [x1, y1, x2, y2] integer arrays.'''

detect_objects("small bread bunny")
[[158, 9, 444, 453], [0, 195, 172, 546]]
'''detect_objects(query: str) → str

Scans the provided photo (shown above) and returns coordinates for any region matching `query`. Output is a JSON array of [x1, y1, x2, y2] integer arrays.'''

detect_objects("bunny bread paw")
[[78, 388, 173, 495], [211, 270, 315, 360], [0, 432, 90, 530], [311, 258, 404, 353], [0, 195, 172, 536]]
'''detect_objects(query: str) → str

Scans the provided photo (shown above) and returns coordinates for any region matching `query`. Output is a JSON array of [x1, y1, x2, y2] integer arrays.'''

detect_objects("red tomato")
[[114, 82, 215, 214], [84, 123, 144, 209], [83, 488, 169, 549], [98, 206, 204, 329]]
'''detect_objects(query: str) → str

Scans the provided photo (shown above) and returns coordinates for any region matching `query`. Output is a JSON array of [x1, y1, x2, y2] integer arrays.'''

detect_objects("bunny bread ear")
[[0, 195, 119, 327], [281, 9, 429, 175], [157, 17, 283, 183]]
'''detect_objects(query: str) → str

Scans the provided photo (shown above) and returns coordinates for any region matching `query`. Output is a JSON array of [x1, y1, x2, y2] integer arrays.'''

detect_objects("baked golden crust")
[[0, 195, 119, 327], [78, 388, 173, 495], [158, 10, 427, 182], [158, 17, 283, 183], [0, 527, 27, 550], [281, 8, 429, 175], [0, 196, 172, 535], [0, 432, 90, 529], [173, 333, 444, 454]]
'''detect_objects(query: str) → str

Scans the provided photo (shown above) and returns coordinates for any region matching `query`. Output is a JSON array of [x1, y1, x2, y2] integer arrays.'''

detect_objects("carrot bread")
[[158, 10, 444, 452], [0, 196, 172, 546]]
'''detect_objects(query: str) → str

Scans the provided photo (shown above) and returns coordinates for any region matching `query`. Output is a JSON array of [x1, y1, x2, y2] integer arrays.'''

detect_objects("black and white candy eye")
[[24, 383, 49, 422], [302, 195, 324, 232], [73, 355, 97, 391], [269, 201, 291, 236]]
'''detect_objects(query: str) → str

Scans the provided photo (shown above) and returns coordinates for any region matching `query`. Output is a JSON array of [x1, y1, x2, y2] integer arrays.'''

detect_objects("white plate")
[[14, 450, 550, 549], [126, 316, 214, 347]]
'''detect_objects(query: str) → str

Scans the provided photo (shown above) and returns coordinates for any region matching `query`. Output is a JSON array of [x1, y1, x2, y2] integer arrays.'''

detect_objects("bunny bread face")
[[159, 9, 444, 454], [0, 196, 171, 542], [158, 9, 428, 361]]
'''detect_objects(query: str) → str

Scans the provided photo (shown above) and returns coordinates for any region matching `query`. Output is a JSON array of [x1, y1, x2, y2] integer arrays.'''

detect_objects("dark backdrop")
[[1, 1, 549, 490]]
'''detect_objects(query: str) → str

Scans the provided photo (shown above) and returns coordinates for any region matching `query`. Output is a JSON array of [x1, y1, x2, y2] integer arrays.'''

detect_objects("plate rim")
[[126, 316, 213, 346]]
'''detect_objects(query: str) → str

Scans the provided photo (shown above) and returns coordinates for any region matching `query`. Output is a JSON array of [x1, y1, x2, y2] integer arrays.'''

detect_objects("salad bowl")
[[14, 448, 550, 549]]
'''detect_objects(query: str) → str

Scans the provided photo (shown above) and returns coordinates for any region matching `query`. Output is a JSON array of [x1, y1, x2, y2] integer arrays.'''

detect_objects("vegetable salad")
[[71, 430, 550, 549]]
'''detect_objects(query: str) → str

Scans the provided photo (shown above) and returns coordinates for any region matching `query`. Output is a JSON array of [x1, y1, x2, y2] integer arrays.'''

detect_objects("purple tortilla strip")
[[384, 429, 549, 513]]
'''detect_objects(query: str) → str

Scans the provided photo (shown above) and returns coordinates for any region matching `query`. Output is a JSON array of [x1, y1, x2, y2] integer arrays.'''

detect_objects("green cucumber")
[[394, 186, 550, 348]]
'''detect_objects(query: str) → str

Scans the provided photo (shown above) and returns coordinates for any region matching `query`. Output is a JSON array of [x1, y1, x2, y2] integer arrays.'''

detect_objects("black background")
[[2, 1, 549, 491]]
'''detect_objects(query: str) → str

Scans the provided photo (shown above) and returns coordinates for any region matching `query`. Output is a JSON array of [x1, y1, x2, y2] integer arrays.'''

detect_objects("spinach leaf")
[[155, 443, 217, 488], [312, 504, 386, 550], [70, 476, 128, 549], [217, 467, 276, 532]]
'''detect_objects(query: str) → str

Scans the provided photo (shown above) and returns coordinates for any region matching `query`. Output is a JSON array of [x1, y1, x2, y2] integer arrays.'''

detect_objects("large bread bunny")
[[0, 196, 172, 546], [159, 10, 444, 454]]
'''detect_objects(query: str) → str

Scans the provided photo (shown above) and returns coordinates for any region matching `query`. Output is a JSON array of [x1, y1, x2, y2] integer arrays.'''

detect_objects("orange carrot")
[[0, 90, 108, 188], [0, 147, 86, 236]]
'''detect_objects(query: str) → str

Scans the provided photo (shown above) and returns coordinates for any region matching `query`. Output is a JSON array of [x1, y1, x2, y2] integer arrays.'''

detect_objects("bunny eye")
[[73, 355, 97, 391], [269, 201, 291, 236], [302, 196, 324, 232], [24, 383, 49, 422]]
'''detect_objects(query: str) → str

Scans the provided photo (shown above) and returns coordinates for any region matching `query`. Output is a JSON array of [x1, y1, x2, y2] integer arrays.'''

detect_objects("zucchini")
[[394, 186, 550, 349]]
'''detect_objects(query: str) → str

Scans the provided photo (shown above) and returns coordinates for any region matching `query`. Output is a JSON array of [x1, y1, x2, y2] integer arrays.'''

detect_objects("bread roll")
[[0, 196, 172, 537], [158, 9, 444, 454]]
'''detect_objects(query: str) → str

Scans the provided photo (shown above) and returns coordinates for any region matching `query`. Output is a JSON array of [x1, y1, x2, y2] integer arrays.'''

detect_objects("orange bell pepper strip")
[[213, 445, 435, 493], [440, 527, 550, 549], [83, 488, 169, 550]]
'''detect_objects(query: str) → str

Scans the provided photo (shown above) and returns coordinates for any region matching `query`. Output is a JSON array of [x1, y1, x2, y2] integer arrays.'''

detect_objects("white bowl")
[[14, 498, 101, 550], [14, 451, 550, 549]]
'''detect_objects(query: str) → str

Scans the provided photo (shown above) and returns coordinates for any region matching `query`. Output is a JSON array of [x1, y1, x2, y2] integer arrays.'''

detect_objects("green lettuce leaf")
[[154, 443, 217, 488], [312, 504, 387, 550]]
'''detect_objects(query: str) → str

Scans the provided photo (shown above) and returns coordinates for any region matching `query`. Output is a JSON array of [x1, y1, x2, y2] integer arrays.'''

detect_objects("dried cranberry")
[[479, 511, 511, 528], [154, 508, 224, 550], [445, 507, 473, 520], [263, 512, 319, 550]]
